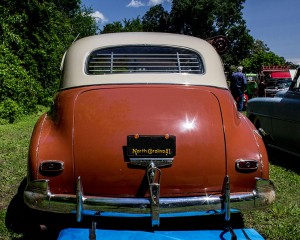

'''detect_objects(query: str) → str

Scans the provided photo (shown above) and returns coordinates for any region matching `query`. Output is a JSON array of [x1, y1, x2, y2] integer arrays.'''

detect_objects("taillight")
[[40, 160, 64, 176], [235, 159, 258, 172]]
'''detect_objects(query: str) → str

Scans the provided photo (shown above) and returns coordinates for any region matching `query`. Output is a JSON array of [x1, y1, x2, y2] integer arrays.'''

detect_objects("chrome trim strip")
[[24, 178, 275, 219], [129, 158, 173, 167]]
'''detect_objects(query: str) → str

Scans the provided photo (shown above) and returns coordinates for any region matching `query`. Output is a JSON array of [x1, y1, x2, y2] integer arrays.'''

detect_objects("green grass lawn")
[[0, 114, 299, 239], [0, 115, 39, 239]]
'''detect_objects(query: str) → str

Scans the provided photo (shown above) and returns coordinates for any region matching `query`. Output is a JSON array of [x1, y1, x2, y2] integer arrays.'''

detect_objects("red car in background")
[[260, 66, 292, 97]]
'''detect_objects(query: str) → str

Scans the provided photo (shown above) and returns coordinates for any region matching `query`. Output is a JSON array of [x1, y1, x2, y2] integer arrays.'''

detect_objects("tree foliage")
[[242, 51, 286, 73], [100, 1, 257, 71], [142, 4, 170, 32], [0, 0, 97, 122], [0, 0, 293, 122], [101, 17, 144, 33], [169, 0, 255, 70], [240, 40, 291, 73], [0, 45, 41, 123]]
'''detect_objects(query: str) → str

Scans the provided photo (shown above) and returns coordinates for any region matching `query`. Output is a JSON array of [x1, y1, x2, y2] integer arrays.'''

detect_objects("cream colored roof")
[[60, 32, 227, 89]]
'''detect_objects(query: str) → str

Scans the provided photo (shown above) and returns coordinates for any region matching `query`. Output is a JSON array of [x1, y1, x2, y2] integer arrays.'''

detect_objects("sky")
[[81, 0, 300, 65]]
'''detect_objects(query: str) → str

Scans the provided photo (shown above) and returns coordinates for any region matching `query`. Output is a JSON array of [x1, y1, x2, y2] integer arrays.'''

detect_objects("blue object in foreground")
[[57, 228, 265, 240]]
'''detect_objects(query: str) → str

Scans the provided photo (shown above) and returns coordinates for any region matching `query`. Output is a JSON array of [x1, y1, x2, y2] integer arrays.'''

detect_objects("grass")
[[243, 159, 300, 239], [0, 113, 299, 239], [0, 114, 39, 239]]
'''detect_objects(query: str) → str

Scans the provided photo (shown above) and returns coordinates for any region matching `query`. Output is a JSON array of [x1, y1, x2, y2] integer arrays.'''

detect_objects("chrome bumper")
[[24, 177, 275, 222]]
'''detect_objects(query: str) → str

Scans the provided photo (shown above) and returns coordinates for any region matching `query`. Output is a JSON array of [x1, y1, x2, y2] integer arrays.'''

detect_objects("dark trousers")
[[231, 88, 244, 111]]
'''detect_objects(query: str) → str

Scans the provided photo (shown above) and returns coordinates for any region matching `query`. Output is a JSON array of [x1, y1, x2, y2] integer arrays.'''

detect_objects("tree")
[[167, 0, 254, 70], [241, 51, 286, 73], [0, 0, 97, 122], [223, 24, 255, 70], [0, 45, 41, 123], [169, 0, 216, 37], [101, 17, 143, 33], [101, 22, 124, 33], [123, 18, 144, 32], [240, 40, 288, 73], [142, 4, 170, 32], [251, 40, 270, 54], [169, 0, 246, 36]]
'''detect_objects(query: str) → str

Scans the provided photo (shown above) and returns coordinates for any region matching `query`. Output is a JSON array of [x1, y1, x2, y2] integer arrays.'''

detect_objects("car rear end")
[[24, 33, 275, 227]]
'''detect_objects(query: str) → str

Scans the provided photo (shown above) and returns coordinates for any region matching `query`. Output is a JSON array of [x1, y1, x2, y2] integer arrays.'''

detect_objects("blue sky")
[[81, 0, 300, 64]]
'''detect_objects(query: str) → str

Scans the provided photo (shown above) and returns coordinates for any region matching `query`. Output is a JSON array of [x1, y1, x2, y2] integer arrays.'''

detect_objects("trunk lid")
[[73, 85, 226, 197]]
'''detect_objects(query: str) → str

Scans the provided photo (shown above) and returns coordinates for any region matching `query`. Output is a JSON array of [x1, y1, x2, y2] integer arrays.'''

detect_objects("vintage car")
[[247, 67, 300, 157], [264, 78, 292, 97], [24, 32, 275, 229], [260, 68, 292, 97]]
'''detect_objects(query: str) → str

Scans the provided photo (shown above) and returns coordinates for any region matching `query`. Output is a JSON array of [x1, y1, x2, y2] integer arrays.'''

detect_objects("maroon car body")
[[24, 33, 275, 227]]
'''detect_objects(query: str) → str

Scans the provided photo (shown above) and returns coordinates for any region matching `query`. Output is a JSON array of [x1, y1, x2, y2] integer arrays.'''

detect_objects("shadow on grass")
[[5, 178, 76, 240], [267, 147, 300, 174], [6, 179, 245, 239]]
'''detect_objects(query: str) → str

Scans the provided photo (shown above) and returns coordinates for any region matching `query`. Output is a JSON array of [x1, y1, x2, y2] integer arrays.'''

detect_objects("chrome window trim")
[[86, 45, 204, 75]]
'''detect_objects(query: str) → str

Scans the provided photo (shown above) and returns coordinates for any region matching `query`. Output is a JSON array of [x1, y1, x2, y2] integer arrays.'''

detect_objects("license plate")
[[127, 135, 176, 158]]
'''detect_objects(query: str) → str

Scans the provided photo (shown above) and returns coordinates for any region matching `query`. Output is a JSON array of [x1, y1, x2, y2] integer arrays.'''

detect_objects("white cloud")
[[147, 0, 171, 6], [90, 11, 108, 24], [127, 0, 145, 8], [126, 0, 171, 8]]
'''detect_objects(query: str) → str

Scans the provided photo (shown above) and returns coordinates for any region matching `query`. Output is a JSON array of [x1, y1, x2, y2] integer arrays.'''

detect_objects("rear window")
[[86, 46, 204, 75]]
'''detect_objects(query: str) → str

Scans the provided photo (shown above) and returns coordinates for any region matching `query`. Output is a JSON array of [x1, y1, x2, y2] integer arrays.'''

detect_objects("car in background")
[[264, 78, 292, 97], [260, 67, 292, 97], [24, 32, 275, 230], [247, 68, 300, 157]]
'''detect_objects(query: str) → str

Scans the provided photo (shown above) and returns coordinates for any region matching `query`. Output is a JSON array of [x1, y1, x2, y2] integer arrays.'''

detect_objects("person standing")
[[230, 66, 247, 111], [247, 80, 258, 99]]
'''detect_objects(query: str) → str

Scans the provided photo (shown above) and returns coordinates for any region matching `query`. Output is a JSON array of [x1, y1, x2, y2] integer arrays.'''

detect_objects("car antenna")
[[60, 33, 81, 72], [72, 33, 81, 44]]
